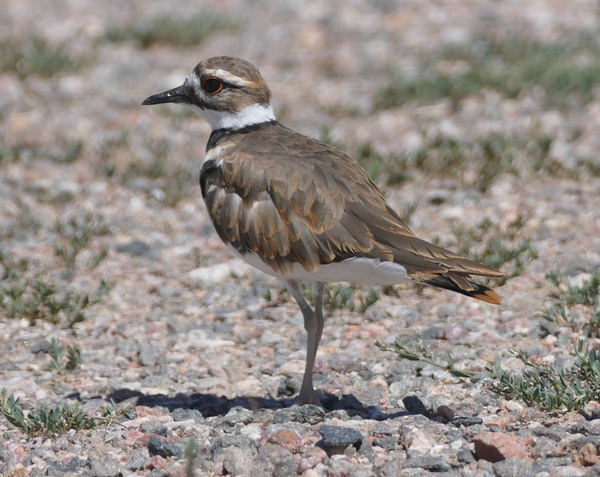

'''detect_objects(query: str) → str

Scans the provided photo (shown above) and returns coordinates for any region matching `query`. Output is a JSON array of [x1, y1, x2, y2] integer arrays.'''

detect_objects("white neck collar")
[[186, 103, 276, 131]]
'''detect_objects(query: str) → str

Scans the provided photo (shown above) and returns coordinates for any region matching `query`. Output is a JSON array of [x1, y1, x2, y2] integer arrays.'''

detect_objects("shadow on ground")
[[99, 388, 467, 424]]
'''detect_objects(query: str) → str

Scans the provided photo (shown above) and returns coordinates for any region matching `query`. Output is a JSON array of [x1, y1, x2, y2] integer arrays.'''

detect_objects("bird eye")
[[202, 77, 223, 94]]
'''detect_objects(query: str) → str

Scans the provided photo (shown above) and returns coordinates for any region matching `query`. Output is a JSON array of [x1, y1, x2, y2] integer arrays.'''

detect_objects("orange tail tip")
[[474, 289, 502, 305]]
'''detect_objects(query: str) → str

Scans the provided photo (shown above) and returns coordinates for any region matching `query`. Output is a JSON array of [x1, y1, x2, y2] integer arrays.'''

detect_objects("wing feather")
[[200, 122, 505, 303]]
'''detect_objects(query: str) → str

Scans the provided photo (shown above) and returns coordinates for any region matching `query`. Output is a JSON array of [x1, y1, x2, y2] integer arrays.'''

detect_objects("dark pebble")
[[318, 425, 362, 454], [29, 339, 51, 354], [147, 435, 184, 458], [419, 325, 447, 339], [107, 388, 143, 403], [115, 239, 151, 256], [449, 416, 483, 427], [377, 457, 452, 477], [140, 421, 168, 436], [402, 395, 429, 414]]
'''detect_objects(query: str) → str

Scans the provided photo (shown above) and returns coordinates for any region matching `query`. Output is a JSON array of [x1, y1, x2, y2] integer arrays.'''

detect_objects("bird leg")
[[284, 280, 325, 407]]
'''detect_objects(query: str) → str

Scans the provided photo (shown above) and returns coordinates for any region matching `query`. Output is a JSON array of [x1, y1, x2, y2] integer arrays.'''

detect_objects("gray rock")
[[401, 456, 451, 472], [550, 466, 586, 477], [318, 425, 363, 454], [147, 435, 184, 458], [125, 450, 147, 471], [45, 457, 88, 477], [221, 405, 254, 426], [272, 456, 299, 477], [259, 443, 298, 477], [214, 445, 258, 476], [138, 342, 158, 366], [532, 457, 573, 473], [171, 408, 205, 423], [492, 458, 534, 477], [272, 404, 326, 424], [88, 456, 121, 477], [373, 436, 398, 450], [376, 457, 406, 477], [457, 448, 476, 463]]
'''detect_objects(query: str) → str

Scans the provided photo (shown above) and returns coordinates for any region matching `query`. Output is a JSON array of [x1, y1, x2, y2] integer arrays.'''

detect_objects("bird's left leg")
[[284, 280, 325, 406]]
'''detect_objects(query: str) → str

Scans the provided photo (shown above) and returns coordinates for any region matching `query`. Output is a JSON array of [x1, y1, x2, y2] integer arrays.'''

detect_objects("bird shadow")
[[97, 388, 448, 423]]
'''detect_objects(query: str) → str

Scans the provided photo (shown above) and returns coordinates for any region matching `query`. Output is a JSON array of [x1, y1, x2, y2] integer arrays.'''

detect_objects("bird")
[[142, 56, 506, 407]]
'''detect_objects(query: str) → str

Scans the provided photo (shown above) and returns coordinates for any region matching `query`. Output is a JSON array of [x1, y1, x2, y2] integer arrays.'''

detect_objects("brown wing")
[[201, 123, 505, 303]]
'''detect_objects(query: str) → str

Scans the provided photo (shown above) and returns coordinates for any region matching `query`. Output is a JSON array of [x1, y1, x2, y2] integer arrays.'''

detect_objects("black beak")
[[142, 85, 190, 106]]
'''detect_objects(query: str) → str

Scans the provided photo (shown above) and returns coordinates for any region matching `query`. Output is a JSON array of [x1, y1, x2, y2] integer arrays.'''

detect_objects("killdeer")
[[143, 56, 505, 407]]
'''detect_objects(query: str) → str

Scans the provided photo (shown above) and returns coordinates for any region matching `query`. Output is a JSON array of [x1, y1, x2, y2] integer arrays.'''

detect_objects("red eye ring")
[[202, 77, 223, 94]]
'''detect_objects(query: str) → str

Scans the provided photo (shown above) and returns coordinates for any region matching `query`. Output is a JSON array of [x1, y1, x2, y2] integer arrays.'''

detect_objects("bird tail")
[[421, 273, 502, 305]]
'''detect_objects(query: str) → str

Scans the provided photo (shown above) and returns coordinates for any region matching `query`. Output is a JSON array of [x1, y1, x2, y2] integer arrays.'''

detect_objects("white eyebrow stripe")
[[202, 69, 254, 87]]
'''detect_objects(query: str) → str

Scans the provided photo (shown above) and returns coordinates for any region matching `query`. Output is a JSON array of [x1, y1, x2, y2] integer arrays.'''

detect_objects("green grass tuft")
[[0, 390, 133, 437], [53, 213, 110, 270], [105, 13, 237, 48], [344, 131, 559, 192], [377, 338, 474, 378], [0, 274, 112, 327], [543, 269, 600, 338], [489, 341, 600, 413], [0, 37, 81, 77], [375, 35, 600, 110], [45, 338, 81, 372]]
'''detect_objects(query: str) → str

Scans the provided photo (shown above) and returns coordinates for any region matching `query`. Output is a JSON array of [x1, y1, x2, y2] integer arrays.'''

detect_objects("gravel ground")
[[2, 1, 600, 476]]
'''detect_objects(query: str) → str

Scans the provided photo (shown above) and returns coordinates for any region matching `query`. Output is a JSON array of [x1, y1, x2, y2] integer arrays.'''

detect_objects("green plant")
[[375, 35, 600, 110], [49, 140, 84, 164], [53, 213, 110, 269], [0, 37, 81, 77], [377, 338, 474, 378], [105, 14, 237, 48], [313, 283, 381, 313], [542, 269, 600, 338], [185, 439, 199, 477], [431, 215, 537, 286], [489, 341, 600, 413], [0, 275, 112, 327], [0, 146, 22, 165], [45, 338, 81, 372], [0, 390, 133, 436], [264, 282, 380, 314], [546, 269, 600, 306], [448, 216, 538, 285], [118, 138, 195, 207]]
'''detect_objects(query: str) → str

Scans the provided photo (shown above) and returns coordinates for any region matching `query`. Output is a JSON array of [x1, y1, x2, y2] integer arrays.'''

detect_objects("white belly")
[[226, 244, 410, 286]]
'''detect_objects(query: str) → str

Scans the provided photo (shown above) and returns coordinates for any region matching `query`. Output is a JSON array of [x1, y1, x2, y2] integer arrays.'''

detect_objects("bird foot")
[[294, 389, 324, 408]]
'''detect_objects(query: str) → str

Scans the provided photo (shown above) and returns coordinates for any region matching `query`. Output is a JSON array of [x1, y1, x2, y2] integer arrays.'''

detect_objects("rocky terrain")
[[1, 0, 600, 476]]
